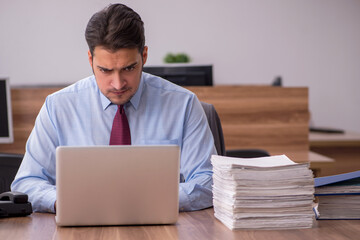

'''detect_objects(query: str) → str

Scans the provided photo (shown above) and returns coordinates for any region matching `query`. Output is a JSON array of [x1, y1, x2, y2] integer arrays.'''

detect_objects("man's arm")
[[178, 95, 216, 211], [11, 97, 58, 213]]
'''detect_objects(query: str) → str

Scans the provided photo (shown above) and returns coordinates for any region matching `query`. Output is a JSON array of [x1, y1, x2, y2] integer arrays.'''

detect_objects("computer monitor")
[[0, 78, 14, 143], [143, 65, 213, 86]]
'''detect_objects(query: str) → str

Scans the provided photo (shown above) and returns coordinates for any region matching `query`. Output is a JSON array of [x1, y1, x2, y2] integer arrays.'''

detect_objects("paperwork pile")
[[211, 155, 315, 230], [314, 170, 360, 219]]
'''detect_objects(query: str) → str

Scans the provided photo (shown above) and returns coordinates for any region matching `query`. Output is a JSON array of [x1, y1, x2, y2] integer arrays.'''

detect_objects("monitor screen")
[[143, 65, 213, 86], [0, 78, 14, 143]]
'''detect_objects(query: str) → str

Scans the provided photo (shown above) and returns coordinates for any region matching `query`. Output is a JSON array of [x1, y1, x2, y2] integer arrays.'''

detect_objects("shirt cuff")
[[41, 188, 57, 213], [179, 185, 192, 211]]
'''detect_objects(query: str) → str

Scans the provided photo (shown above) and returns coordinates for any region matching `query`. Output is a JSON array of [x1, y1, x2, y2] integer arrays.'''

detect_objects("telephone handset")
[[0, 191, 33, 217]]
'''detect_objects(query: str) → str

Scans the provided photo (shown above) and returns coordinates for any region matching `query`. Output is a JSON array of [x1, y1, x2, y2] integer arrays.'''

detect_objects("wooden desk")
[[1, 208, 359, 240], [310, 132, 360, 177], [310, 131, 360, 147]]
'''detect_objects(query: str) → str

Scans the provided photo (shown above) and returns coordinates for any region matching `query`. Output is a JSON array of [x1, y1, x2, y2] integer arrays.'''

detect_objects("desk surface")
[[310, 131, 360, 147], [309, 131, 360, 177], [1, 208, 359, 240]]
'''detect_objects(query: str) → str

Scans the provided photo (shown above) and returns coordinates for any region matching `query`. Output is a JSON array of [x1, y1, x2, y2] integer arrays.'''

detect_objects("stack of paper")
[[211, 154, 315, 230], [314, 170, 360, 219]]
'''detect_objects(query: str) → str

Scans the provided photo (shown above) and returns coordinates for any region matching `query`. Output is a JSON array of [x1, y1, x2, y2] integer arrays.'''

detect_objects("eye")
[[124, 66, 135, 72]]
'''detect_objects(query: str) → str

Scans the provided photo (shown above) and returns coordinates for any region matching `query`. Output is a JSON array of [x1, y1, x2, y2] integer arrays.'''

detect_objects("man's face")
[[88, 46, 148, 105]]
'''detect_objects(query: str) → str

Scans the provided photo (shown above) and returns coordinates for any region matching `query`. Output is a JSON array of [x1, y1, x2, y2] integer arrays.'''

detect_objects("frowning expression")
[[89, 46, 148, 105]]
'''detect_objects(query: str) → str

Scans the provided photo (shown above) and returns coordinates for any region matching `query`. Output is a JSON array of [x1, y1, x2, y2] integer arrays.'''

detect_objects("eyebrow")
[[123, 62, 138, 70], [97, 66, 112, 72], [96, 62, 138, 72]]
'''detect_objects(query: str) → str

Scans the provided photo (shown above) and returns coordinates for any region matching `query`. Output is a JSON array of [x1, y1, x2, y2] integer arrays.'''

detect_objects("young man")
[[11, 4, 216, 213]]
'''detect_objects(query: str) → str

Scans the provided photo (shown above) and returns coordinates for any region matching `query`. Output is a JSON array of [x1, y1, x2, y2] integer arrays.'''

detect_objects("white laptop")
[[55, 145, 180, 226]]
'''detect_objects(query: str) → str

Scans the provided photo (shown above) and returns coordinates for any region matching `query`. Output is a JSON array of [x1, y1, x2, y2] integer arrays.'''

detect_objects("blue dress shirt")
[[11, 73, 216, 213]]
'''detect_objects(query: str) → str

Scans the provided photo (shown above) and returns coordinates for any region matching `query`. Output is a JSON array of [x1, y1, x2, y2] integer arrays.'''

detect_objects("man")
[[11, 4, 216, 213]]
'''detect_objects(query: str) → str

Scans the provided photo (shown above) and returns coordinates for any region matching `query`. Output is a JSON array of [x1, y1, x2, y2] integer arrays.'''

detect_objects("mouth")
[[111, 88, 130, 95]]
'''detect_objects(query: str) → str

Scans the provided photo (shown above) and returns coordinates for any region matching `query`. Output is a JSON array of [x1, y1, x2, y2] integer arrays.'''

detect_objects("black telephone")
[[0, 191, 33, 217]]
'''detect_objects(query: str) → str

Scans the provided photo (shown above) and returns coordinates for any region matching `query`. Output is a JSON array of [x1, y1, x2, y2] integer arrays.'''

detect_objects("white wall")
[[1, 0, 359, 132]]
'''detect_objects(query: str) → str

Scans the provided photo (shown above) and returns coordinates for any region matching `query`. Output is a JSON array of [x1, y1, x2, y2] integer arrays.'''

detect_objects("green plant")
[[164, 53, 190, 63]]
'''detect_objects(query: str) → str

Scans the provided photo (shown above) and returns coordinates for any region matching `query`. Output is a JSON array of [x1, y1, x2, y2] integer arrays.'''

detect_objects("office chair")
[[200, 102, 270, 158], [200, 102, 226, 156], [226, 149, 270, 158], [0, 153, 23, 193]]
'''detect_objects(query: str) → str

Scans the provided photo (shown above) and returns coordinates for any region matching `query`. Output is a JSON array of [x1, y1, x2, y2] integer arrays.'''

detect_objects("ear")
[[88, 50, 93, 68], [142, 46, 148, 65]]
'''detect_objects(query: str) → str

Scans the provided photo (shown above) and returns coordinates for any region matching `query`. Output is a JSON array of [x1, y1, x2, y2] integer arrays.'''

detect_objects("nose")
[[111, 73, 126, 90]]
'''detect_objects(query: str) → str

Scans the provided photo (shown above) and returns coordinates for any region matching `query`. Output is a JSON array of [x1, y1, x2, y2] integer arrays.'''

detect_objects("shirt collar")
[[100, 90, 111, 110], [99, 74, 145, 111], [128, 74, 144, 110]]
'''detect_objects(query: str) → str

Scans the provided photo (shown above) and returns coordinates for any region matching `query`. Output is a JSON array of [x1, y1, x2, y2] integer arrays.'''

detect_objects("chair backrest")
[[201, 102, 270, 158], [0, 153, 23, 193], [200, 102, 226, 156]]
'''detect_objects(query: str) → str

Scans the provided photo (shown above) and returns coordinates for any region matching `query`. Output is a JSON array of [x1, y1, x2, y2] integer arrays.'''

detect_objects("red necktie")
[[109, 105, 131, 145]]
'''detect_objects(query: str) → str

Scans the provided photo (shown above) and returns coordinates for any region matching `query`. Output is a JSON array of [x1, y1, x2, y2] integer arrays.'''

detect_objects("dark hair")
[[85, 4, 145, 56]]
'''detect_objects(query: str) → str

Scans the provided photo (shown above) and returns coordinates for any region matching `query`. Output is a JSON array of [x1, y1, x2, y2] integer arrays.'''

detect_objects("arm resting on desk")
[[11, 100, 57, 213]]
